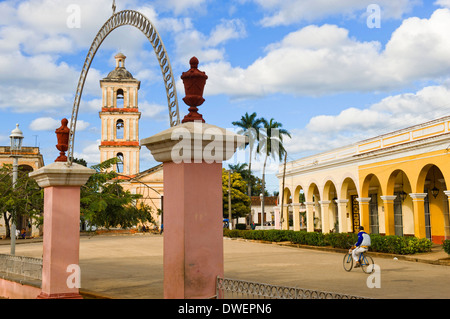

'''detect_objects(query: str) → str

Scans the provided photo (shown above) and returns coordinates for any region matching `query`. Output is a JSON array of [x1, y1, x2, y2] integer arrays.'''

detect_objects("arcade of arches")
[[279, 116, 450, 244]]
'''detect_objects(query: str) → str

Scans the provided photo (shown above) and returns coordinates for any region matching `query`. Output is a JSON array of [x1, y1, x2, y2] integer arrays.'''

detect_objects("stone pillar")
[[292, 203, 301, 231], [305, 202, 315, 232], [29, 119, 94, 299], [29, 162, 94, 299], [141, 57, 245, 299], [380, 195, 397, 236], [409, 193, 428, 239], [356, 197, 371, 231], [336, 199, 349, 233], [444, 191, 450, 238], [319, 200, 331, 233], [274, 206, 281, 230], [142, 122, 244, 299]]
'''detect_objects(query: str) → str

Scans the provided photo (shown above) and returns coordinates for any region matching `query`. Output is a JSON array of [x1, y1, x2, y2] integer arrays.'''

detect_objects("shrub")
[[442, 239, 450, 255], [325, 233, 357, 249], [223, 229, 432, 254]]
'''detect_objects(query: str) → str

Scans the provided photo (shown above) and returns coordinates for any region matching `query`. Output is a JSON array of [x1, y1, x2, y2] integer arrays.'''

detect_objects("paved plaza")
[[1, 234, 450, 299]]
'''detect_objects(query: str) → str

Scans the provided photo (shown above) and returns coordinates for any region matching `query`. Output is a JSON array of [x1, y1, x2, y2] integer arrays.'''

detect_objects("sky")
[[2, 0, 450, 193]]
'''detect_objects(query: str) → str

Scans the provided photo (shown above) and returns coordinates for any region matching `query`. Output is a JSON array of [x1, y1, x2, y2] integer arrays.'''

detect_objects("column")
[[336, 199, 349, 233], [29, 162, 94, 299], [380, 195, 397, 236], [274, 206, 281, 230], [319, 200, 331, 233], [409, 193, 428, 239], [444, 191, 450, 238], [292, 203, 301, 231], [356, 197, 371, 231], [305, 202, 315, 232], [281, 204, 290, 230]]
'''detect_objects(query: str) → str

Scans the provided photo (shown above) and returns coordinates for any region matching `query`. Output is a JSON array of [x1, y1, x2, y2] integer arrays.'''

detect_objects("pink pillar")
[[142, 57, 245, 299], [29, 162, 94, 299], [142, 122, 245, 299], [163, 161, 223, 298]]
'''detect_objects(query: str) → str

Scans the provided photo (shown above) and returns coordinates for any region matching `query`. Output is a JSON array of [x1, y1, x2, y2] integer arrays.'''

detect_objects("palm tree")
[[257, 118, 291, 226], [232, 112, 263, 200]]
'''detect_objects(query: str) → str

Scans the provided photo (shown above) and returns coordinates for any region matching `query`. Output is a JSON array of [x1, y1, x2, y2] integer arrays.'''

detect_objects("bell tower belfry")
[[99, 53, 141, 176]]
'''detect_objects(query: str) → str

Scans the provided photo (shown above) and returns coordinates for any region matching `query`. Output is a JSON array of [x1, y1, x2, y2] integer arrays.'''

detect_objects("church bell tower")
[[99, 53, 141, 176]]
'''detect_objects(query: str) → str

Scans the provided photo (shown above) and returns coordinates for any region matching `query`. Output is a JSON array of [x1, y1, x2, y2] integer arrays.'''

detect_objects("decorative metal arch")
[[68, 10, 180, 165]]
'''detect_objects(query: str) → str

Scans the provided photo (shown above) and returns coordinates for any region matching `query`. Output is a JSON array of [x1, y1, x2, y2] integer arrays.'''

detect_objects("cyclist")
[[350, 226, 371, 268]]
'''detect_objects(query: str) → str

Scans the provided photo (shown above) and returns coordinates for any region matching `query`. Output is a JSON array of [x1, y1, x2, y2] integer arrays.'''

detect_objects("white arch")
[[68, 10, 180, 164]]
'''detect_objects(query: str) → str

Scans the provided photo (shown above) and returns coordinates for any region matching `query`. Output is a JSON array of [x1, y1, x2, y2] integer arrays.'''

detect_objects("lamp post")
[[260, 193, 264, 228], [227, 170, 233, 230], [9, 124, 24, 255]]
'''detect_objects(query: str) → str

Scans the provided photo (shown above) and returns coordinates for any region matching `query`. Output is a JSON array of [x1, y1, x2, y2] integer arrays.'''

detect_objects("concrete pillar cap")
[[29, 162, 95, 188]]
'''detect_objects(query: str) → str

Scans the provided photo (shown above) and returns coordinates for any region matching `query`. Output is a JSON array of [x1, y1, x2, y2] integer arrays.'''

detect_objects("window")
[[116, 153, 124, 173], [116, 119, 124, 139], [116, 89, 124, 108]]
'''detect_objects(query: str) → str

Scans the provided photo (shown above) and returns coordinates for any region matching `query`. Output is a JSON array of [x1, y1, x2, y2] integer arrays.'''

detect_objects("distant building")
[[250, 196, 279, 226], [0, 146, 44, 237], [279, 116, 450, 243]]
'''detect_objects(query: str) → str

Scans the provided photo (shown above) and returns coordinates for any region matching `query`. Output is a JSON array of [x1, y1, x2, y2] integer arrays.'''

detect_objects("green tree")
[[80, 158, 155, 230], [232, 112, 263, 200], [222, 168, 251, 220], [0, 165, 43, 238], [227, 163, 268, 197], [257, 118, 291, 216]]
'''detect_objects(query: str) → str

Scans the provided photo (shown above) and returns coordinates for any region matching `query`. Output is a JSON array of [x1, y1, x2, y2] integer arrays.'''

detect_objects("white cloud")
[[203, 9, 450, 99], [151, 0, 208, 15], [30, 117, 90, 132], [434, 0, 450, 8], [73, 140, 101, 165], [285, 82, 450, 157], [173, 18, 247, 65], [139, 102, 167, 120], [253, 0, 418, 27]]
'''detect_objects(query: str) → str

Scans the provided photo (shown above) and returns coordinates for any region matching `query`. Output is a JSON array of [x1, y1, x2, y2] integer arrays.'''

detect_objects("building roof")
[[105, 67, 135, 80], [251, 196, 278, 206]]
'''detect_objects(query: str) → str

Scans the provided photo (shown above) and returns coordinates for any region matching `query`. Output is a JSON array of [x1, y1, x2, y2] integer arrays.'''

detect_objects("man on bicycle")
[[351, 226, 371, 268]]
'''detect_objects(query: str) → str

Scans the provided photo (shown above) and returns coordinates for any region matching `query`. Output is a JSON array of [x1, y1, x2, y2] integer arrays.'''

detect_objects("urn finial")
[[181, 57, 208, 123]]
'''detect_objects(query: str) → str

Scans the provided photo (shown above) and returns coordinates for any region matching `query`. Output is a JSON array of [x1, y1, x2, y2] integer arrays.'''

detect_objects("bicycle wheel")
[[343, 253, 353, 272], [360, 254, 374, 274]]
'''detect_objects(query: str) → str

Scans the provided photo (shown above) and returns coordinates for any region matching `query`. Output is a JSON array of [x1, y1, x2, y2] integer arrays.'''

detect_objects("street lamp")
[[9, 124, 24, 255]]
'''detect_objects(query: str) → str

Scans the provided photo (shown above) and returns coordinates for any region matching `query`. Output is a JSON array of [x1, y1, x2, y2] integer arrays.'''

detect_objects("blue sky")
[[2, 0, 450, 193]]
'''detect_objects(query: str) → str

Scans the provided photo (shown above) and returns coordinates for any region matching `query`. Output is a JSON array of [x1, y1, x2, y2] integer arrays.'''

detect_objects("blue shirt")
[[355, 231, 371, 247]]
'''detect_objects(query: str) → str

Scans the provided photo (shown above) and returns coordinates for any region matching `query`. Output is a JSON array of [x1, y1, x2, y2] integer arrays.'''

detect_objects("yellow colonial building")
[[279, 116, 450, 244]]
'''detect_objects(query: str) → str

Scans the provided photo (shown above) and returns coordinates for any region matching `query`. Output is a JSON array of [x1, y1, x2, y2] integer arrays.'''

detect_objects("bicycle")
[[343, 248, 374, 274]]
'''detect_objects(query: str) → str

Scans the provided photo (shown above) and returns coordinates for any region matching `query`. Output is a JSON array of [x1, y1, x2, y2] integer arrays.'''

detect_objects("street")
[[1, 234, 449, 299]]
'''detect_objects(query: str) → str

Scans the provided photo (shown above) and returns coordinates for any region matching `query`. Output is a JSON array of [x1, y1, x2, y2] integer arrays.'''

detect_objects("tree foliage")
[[222, 168, 251, 219], [80, 158, 155, 230], [0, 165, 43, 238]]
